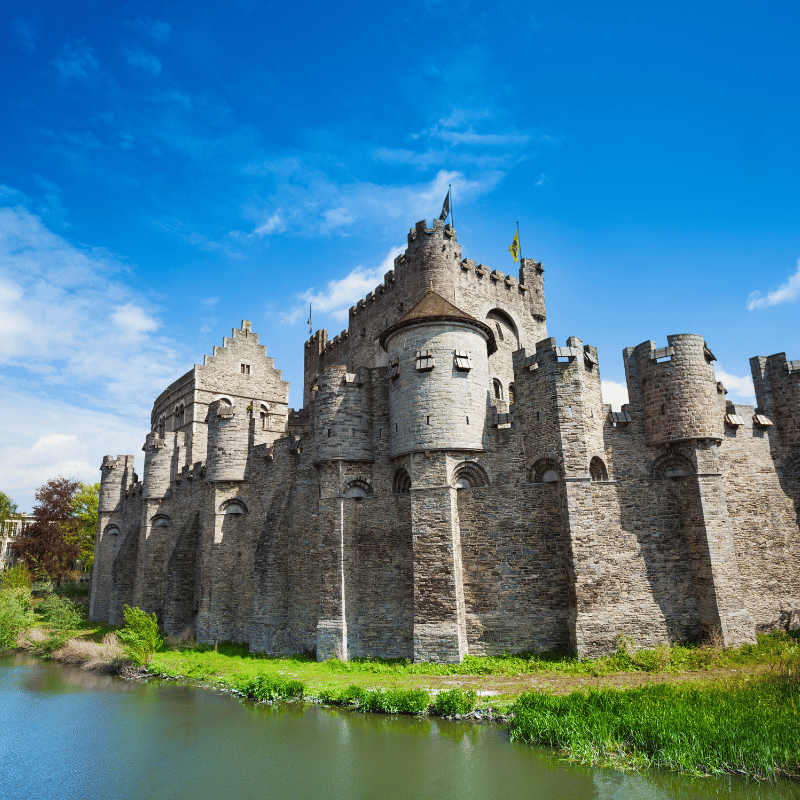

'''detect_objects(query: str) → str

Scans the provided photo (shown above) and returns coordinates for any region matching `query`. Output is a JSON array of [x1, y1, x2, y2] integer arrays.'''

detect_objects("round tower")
[[141, 432, 173, 499], [313, 365, 373, 463], [394, 218, 462, 300], [99, 454, 135, 514], [380, 291, 495, 458], [205, 400, 248, 481], [634, 334, 722, 445]]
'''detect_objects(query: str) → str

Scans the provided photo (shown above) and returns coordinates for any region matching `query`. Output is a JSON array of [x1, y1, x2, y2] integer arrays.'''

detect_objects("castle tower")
[[379, 291, 496, 662], [394, 219, 462, 301], [380, 291, 495, 459], [142, 432, 173, 499], [90, 454, 136, 621], [633, 334, 721, 445], [205, 399, 248, 482], [627, 333, 755, 648], [313, 365, 373, 463], [750, 352, 800, 446], [512, 335, 607, 655]]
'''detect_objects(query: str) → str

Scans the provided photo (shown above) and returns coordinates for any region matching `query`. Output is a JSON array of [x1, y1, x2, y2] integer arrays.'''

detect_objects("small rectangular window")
[[388, 358, 400, 380], [454, 350, 472, 371], [415, 349, 435, 371], [241, 364, 250, 374]]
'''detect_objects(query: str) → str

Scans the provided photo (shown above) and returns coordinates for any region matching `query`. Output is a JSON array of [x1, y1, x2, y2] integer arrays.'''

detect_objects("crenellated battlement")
[[751, 352, 800, 446]]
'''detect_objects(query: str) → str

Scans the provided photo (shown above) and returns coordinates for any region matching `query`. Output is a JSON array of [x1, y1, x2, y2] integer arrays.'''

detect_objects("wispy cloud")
[[281, 247, 405, 325], [124, 46, 162, 76], [601, 380, 629, 411], [53, 39, 99, 83], [0, 202, 189, 416], [126, 17, 172, 43], [747, 259, 800, 310], [715, 369, 755, 400], [0, 380, 148, 512], [12, 19, 38, 55], [239, 169, 499, 240]]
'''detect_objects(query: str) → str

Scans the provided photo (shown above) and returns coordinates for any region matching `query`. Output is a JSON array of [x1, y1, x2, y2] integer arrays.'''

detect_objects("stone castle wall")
[[88, 217, 800, 662]]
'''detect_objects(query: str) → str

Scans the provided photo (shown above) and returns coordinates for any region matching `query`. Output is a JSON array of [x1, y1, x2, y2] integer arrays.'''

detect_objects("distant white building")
[[1, 516, 34, 571]]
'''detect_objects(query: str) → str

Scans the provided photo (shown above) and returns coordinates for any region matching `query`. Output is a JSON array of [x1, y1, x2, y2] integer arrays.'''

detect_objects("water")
[[0, 654, 794, 800]]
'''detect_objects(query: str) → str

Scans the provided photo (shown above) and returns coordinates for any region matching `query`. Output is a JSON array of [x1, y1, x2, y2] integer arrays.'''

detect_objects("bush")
[[116, 605, 163, 667], [238, 674, 305, 701], [431, 688, 477, 717], [0, 588, 34, 649], [54, 580, 90, 599], [362, 688, 431, 715], [30, 580, 54, 596], [36, 595, 85, 652], [0, 565, 32, 590]]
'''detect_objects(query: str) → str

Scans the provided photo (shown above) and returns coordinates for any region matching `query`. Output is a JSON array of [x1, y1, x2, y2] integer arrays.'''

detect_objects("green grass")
[[508, 663, 800, 780]]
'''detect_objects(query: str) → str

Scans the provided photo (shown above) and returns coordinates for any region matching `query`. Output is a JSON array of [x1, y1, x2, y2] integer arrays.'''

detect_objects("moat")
[[0, 654, 794, 800]]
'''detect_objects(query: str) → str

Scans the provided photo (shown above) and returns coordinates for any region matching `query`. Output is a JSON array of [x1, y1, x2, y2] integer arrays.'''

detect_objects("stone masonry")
[[89, 218, 800, 661]]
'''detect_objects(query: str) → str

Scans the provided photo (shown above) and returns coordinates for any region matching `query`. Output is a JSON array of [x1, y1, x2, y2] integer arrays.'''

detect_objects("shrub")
[[36, 595, 85, 652], [361, 688, 431, 715], [239, 674, 305, 701], [30, 580, 54, 596], [0, 565, 32, 590], [431, 688, 477, 717], [0, 588, 34, 649], [54, 580, 90, 599], [116, 605, 163, 667]]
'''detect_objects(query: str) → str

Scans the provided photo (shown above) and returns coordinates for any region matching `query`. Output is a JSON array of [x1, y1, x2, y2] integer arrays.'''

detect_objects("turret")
[[141, 432, 173, 499], [632, 334, 721, 446], [513, 336, 604, 477], [380, 291, 495, 458], [313, 365, 373, 463], [394, 219, 462, 300], [519, 258, 546, 323], [750, 353, 800, 446], [98, 455, 135, 514], [205, 399, 248, 481]]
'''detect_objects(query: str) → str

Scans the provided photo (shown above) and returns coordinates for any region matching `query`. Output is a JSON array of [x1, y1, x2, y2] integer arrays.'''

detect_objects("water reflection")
[[0, 654, 794, 800]]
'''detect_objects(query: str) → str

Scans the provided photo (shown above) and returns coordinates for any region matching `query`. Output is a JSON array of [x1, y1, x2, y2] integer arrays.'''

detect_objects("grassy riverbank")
[[4, 583, 799, 782]]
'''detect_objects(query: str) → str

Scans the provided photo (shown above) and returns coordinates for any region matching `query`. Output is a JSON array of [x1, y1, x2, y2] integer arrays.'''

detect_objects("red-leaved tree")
[[12, 477, 81, 583]]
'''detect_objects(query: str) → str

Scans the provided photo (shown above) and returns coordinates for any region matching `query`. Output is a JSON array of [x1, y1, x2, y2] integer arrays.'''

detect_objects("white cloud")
[[601, 380, 629, 411], [747, 259, 800, 310], [53, 39, 99, 83], [0, 382, 147, 513], [124, 46, 162, 76], [715, 369, 755, 400], [283, 247, 404, 325], [0, 204, 189, 417], [12, 19, 38, 55], [238, 169, 500, 239], [127, 17, 172, 44]]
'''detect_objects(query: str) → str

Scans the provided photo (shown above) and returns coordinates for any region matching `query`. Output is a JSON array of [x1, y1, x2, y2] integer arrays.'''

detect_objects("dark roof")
[[379, 290, 497, 354]]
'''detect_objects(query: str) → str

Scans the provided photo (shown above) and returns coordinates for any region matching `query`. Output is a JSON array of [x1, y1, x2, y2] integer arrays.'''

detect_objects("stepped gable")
[[378, 289, 497, 354]]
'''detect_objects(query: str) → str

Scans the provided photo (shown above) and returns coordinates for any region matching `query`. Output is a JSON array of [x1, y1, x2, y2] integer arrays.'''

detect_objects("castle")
[[89, 218, 800, 662]]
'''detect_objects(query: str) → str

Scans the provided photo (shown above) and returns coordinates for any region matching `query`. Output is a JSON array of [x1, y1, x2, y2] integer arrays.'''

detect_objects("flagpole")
[[516, 222, 521, 261], [450, 184, 454, 229]]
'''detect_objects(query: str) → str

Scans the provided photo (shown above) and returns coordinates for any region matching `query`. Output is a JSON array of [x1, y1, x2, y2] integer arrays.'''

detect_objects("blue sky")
[[1, 1, 799, 511]]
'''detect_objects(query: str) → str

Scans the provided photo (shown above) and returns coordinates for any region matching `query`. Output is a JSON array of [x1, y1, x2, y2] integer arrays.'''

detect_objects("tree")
[[0, 491, 19, 520], [67, 482, 100, 571], [12, 477, 81, 583]]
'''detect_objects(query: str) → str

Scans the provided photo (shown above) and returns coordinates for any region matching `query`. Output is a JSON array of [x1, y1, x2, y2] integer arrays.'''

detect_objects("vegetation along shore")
[[1, 566, 798, 783]]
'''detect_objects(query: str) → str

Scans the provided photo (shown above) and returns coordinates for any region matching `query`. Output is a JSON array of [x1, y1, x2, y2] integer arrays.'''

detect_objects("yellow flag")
[[508, 229, 520, 263]]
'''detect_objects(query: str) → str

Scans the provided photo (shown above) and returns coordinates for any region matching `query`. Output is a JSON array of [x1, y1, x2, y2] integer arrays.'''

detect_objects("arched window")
[[529, 458, 562, 483], [453, 461, 489, 489], [343, 479, 373, 498], [151, 514, 171, 528], [493, 379, 503, 400], [260, 403, 269, 430], [648, 452, 695, 479], [508, 383, 516, 405], [781, 453, 800, 480], [220, 499, 248, 514], [179, 404, 185, 428], [589, 456, 609, 482], [494, 321, 504, 341], [393, 469, 411, 494], [103, 524, 120, 536], [486, 310, 520, 348], [158, 417, 165, 438]]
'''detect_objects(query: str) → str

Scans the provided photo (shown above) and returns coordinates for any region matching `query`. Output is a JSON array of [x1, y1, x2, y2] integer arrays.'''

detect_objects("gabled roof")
[[379, 290, 497, 354]]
